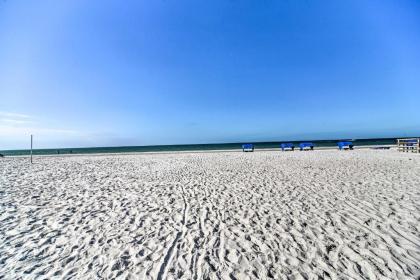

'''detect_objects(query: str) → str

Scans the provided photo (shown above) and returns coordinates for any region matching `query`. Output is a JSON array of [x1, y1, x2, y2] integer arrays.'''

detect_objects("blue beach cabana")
[[280, 143, 295, 151], [242, 144, 254, 152], [338, 141, 354, 150], [299, 142, 314, 151]]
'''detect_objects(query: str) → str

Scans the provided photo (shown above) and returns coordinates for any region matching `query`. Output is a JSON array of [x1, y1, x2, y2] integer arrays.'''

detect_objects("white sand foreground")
[[1, 149, 420, 279]]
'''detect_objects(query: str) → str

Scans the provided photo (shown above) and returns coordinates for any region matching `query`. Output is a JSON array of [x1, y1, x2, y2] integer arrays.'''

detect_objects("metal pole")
[[30, 134, 33, 164]]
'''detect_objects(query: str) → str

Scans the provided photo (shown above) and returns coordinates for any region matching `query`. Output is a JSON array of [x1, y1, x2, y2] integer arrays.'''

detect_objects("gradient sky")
[[1, 0, 419, 149]]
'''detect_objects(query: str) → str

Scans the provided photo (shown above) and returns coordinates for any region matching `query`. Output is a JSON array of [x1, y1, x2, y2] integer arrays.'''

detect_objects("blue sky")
[[1, 0, 419, 149]]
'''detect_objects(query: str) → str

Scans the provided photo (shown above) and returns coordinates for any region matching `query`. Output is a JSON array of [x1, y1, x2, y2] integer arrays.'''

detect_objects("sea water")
[[0, 138, 398, 156]]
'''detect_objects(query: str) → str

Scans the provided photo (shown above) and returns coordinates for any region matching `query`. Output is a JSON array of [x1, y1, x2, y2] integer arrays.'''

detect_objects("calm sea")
[[0, 138, 401, 156]]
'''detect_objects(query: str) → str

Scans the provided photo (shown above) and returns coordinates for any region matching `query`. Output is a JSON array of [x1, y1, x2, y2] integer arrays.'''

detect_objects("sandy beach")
[[1, 149, 420, 279]]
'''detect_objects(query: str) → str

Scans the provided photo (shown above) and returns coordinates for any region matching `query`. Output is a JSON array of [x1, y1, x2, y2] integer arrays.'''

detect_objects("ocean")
[[0, 138, 400, 156]]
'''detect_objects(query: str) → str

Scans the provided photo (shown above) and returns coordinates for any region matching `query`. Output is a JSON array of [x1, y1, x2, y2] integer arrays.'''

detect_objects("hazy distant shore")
[[1, 149, 419, 279]]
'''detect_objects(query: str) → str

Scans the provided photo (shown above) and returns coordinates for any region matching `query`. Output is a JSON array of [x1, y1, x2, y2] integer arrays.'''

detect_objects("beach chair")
[[242, 144, 254, 152], [337, 141, 354, 150], [280, 143, 295, 151], [299, 142, 314, 151]]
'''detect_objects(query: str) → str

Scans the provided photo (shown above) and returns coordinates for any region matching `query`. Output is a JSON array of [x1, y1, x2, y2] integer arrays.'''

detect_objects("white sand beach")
[[1, 149, 420, 279]]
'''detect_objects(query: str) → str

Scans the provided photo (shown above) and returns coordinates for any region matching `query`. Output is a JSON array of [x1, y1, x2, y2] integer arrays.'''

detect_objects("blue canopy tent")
[[242, 144, 254, 152], [280, 143, 295, 151], [338, 141, 354, 150], [299, 142, 314, 151]]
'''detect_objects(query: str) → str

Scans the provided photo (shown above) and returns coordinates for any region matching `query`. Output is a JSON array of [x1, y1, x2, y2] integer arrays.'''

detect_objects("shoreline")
[[1, 144, 398, 159]]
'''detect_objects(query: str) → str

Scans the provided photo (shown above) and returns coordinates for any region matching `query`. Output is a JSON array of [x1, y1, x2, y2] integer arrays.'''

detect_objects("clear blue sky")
[[1, 0, 419, 149]]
